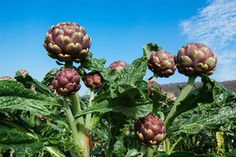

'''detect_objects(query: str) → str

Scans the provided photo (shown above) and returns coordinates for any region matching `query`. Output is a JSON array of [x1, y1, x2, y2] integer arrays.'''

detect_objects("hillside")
[[162, 80, 236, 96]]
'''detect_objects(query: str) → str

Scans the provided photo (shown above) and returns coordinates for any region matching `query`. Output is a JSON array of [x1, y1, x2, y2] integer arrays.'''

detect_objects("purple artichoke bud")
[[84, 72, 103, 89], [134, 115, 166, 145], [176, 43, 217, 76], [147, 81, 163, 97], [167, 92, 176, 101], [44, 22, 91, 63], [148, 50, 176, 77], [0, 76, 13, 80], [52, 68, 81, 96], [109, 61, 128, 72], [16, 69, 29, 78]]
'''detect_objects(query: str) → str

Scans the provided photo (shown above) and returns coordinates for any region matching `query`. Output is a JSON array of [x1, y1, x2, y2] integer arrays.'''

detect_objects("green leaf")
[[75, 85, 152, 119], [0, 80, 60, 115], [45, 146, 66, 157], [143, 43, 162, 58], [42, 68, 58, 86], [168, 76, 236, 136], [15, 69, 56, 97], [125, 149, 144, 157], [114, 56, 148, 86], [81, 57, 106, 72], [75, 99, 152, 120], [0, 122, 37, 144]]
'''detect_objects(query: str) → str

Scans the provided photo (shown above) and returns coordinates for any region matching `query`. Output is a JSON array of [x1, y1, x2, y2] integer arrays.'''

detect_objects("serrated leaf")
[[0, 80, 60, 115], [143, 43, 162, 58], [15, 70, 56, 97], [169, 76, 236, 136], [114, 57, 148, 85]]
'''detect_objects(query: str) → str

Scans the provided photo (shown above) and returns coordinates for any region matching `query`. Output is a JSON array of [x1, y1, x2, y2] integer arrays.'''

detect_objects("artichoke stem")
[[164, 76, 196, 128], [71, 94, 84, 125], [146, 146, 155, 157], [168, 136, 183, 155], [63, 99, 83, 155], [150, 73, 158, 81], [85, 89, 95, 129], [65, 61, 73, 68]]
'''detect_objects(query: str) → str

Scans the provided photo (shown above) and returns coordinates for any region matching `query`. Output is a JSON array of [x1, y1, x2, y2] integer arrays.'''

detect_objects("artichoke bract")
[[109, 61, 128, 72], [148, 50, 176, 77], [147, 81, 163, 97], [134, 115, 166, 145], [84, 72, 103, 89], [52, 68, 81, 96], [176, 43, 217, 76], [44, 22, 91, 63]]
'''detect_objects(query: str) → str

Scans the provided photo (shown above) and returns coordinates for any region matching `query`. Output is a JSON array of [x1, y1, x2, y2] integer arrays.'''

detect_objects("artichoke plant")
[[83, 72, 103, 90], [134, 115, 166, 145], [109, 61, 128, 72], [52, 68, 81, 96], [44, 22, 91, 63], [175, 43, 217, 76], [0, 76, 13, 80], [148, 50, 176, 77], [147, 81, 163, 97]]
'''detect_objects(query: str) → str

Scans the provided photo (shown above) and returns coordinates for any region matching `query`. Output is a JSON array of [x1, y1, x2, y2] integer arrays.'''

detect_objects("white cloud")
[[180, 0, 236, 81]]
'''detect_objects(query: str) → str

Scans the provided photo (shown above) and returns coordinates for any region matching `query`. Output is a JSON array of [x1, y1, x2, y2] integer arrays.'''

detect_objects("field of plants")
[[0, 22, 235, 157]]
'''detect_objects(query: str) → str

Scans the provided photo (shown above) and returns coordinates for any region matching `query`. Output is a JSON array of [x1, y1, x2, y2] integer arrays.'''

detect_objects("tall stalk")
[[164, 76, 196, 128], [63, 98, 83, 155]]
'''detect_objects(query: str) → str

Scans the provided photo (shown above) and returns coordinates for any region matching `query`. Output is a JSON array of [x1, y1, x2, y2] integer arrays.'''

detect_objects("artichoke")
[[148, 50, 176, 77], [52, 68, 81, 96], [134, 115, 166, 145], [16, 69, 29, 78], [175, 43, 217, 76], [167, 92, 176, 101], [84, 72, 103, 89], [0, 76, 13, 80], [147, 81, 163, 97], [44, 22, 91, 62], [109, 61, 128, 72]]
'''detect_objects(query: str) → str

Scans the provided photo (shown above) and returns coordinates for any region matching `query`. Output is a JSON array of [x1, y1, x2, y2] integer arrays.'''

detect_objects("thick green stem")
[[146, 147, 154, 157], [168, 137, 183, 155], [71, 94, 90, 157], [163, 138, 170, 153], [65, 61, 73, 68], [63, 99, 81, 153], [85, 90, 95, 129], [71, 94, 84, 125], [149, 73, 158, 81], [164, 76, 196, 128]]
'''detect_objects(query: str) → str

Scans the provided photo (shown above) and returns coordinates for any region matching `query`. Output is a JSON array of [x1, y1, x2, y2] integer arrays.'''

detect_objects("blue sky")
[[0, 0, 235, 90]]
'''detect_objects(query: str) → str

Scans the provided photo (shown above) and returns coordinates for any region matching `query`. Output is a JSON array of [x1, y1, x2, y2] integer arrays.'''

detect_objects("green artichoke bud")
[[0, 76, 13, 80], [147, 81, 163, 97], [176, 43, 217, 76], [52, 68, 81, 96], [134, 115, 166, 145], [44, 22, 91, 62], [148, 50, 176, 77], [109, 61, 128, 72], [84, 72, 103, 89]]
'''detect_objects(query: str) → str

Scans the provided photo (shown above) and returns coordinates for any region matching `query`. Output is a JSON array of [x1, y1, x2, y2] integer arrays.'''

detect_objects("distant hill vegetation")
[[161, 80, 236, 96]]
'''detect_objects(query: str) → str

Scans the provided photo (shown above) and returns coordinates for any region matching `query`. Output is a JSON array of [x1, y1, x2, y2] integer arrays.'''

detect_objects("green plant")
[[0, 22, 235, 157]]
